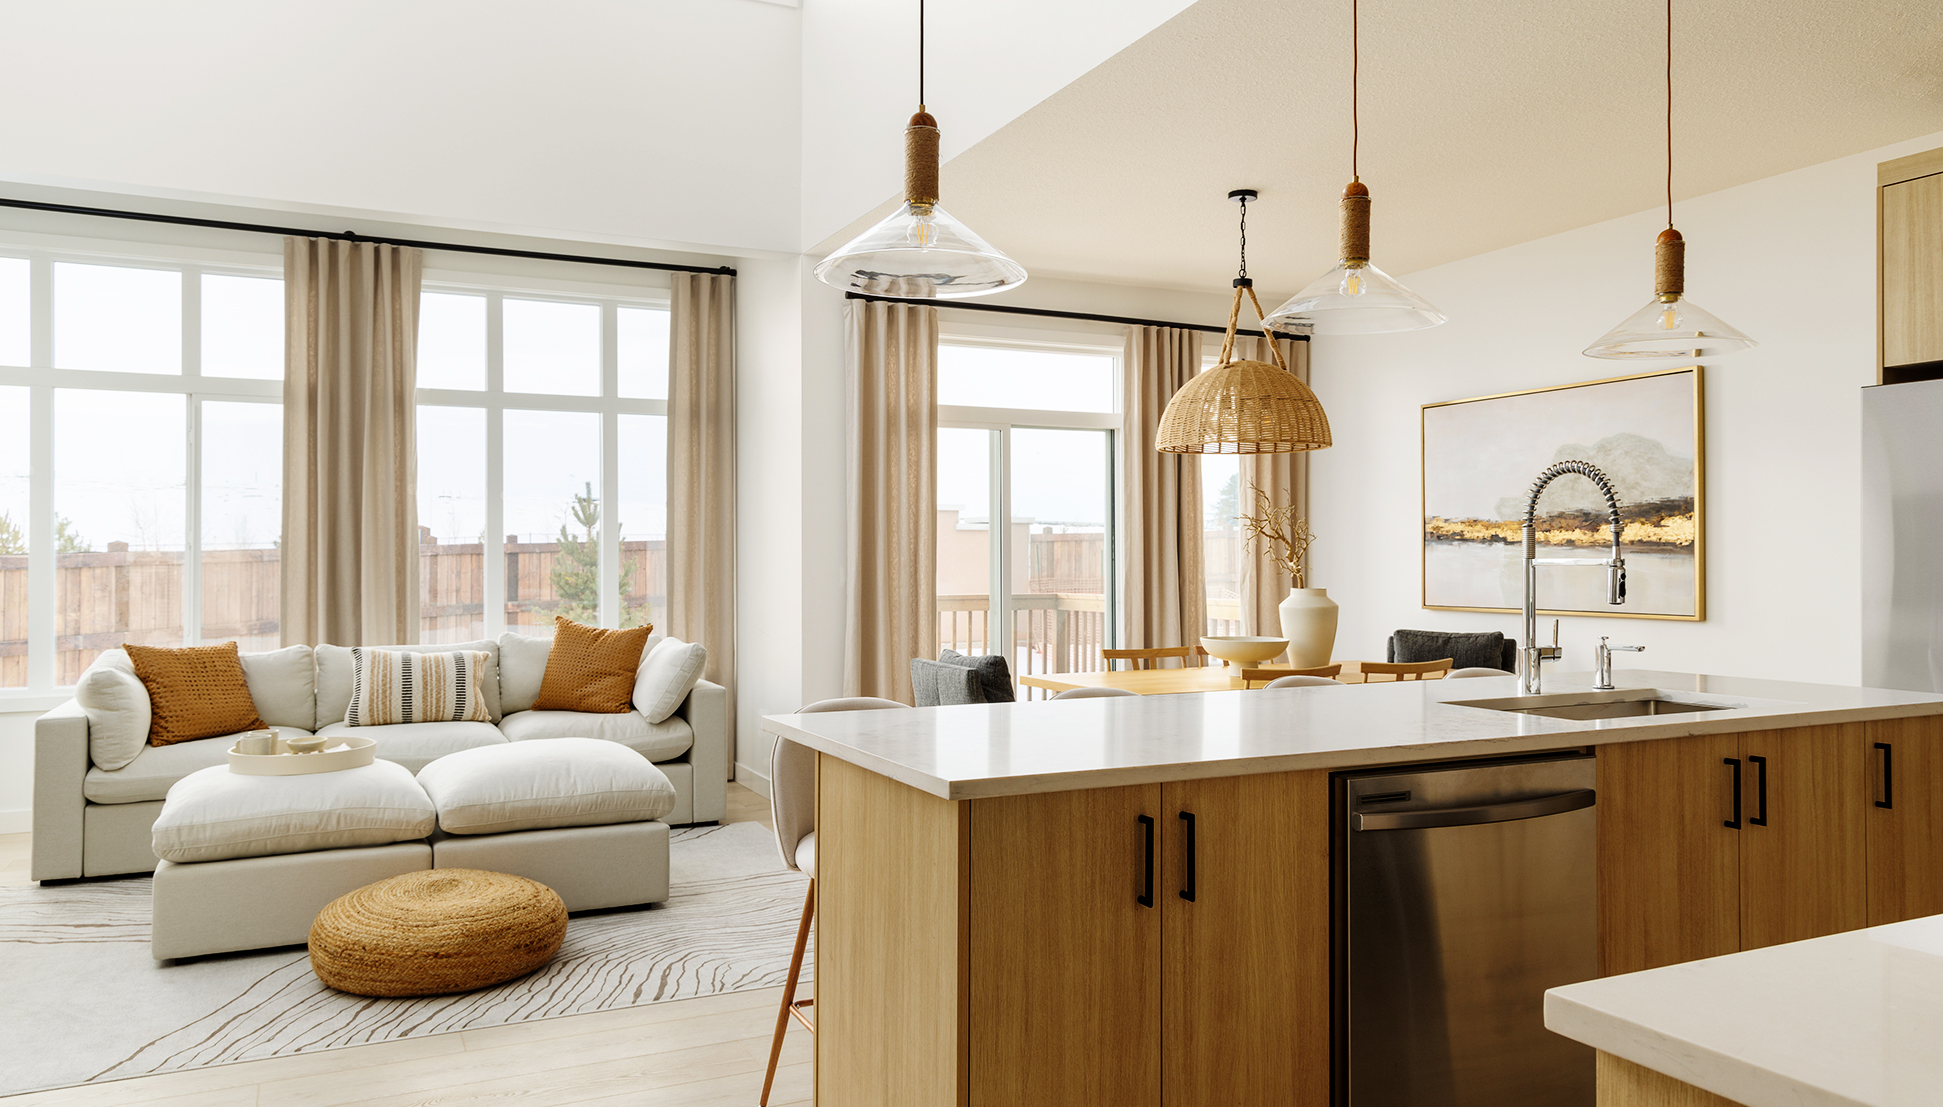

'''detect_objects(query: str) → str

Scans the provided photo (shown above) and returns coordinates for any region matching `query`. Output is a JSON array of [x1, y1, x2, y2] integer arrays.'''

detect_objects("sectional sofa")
[[31, 635, 727, 882]]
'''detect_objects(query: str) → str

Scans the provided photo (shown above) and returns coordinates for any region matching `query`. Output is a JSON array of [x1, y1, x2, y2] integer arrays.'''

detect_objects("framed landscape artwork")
[[1421, 366, 1704, 620]]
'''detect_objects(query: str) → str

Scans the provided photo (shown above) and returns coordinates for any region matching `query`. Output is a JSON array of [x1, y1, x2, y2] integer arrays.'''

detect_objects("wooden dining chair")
[[1359, 658, 1454, 682], [1239, 663, 1342, 688], [1102, 646, 1195, 671]]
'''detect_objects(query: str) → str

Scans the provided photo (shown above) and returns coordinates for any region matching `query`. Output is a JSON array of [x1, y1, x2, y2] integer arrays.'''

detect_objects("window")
[[936, 334, 1122, 695], [0, 240, 285, 691], [415, 274, 669, 644]]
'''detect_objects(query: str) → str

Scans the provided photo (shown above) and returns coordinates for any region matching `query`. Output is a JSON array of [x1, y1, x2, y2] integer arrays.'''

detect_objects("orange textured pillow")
[[123, 641, 267, 747], [532, 617, 655, 714]]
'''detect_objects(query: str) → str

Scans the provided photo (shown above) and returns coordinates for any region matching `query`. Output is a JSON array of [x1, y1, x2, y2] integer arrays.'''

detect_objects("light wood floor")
[[4, 782, 814, 1106]]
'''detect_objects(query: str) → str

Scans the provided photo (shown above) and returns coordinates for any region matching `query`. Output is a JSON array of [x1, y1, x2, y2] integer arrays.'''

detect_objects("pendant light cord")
[[1665, 0, 1673, 228], [1237, 196, 1249, 283], [1352, 0, 1360, 181], [919, 0, 926, 110]]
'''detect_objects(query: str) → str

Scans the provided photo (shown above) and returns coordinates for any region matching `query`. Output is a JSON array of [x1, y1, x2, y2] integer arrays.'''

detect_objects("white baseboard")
[[734, 763, 771, 799], [0, 808, 30, 834]]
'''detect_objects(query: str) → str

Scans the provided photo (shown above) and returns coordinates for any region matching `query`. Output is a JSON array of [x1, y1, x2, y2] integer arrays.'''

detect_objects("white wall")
[[1307, 128, 1943, 686]]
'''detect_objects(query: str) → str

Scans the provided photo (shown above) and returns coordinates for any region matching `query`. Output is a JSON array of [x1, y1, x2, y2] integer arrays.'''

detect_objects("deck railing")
[[940, 594, 1245, 699]]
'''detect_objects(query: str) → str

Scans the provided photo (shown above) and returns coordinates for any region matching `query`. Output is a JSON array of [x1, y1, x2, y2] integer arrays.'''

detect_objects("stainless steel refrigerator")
[[1864, 378, 1943, 692]]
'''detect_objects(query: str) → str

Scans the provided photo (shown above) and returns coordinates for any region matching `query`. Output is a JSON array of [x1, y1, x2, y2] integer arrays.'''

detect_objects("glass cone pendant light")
[[813, 1, 1026, 299], [1264, 0, 1445, 336], [1584, 0, 1755, 360], [1157, 191, 1333, 455]]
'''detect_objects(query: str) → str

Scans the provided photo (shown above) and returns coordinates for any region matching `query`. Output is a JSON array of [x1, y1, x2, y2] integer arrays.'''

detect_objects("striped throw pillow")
[[346, 648, 494, 727]]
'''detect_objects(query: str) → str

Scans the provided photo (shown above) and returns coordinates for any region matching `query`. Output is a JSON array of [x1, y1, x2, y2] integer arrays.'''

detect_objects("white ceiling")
[[861, 0, 1943, 294]]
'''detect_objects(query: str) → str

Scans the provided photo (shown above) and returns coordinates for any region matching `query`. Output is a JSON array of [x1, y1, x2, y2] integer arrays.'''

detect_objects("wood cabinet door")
[[968, 783, 1163, 1107], [1161, 771, 1330, 1107], [1883, 172, 1943, 369], [1867, 715, 1943, 925], [1596, 735, 1741, 975], [1739, 725, 1867, 950]]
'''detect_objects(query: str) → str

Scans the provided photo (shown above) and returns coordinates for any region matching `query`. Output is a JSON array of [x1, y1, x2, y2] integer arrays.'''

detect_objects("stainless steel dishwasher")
[[1338, 752, 1597, 1107]]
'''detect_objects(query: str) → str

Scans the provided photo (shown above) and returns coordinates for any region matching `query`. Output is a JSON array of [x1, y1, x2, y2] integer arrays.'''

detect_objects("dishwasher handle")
[[1353, 788, 1596, 831]]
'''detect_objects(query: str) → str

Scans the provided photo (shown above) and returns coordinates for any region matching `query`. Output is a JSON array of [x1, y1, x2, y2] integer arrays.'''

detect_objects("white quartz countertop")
[[1546, 914, 1943, 1107], [759, 669, 1943, 800]]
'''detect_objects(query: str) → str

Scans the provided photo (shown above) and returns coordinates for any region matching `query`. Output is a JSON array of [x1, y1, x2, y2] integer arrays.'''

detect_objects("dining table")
[[1018, 659, 1442, 697]]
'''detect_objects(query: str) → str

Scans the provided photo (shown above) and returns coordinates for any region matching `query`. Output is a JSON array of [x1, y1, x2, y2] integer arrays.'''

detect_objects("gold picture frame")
[[1420, 365, 1704, 621]]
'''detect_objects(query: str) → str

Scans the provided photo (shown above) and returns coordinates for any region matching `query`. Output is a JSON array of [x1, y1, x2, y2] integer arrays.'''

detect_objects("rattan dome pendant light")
[[1157, 192, 1333, 455], [1583, 0, 1755, 359]]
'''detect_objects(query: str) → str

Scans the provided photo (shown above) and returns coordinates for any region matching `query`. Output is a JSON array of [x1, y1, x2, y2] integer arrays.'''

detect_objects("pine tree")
[[549, 483, 637, 626]]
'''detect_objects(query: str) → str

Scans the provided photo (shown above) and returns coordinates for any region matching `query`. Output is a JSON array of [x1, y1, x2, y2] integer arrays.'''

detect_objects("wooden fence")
[[0, 539, 669, 686]]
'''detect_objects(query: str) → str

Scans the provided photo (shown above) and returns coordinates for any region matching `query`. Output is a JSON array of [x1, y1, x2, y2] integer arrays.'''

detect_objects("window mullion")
[[28, 256, 53, 689], [599, 302, 619, 628], [483, 294, 506, 641], [182, 271, 202, 647]]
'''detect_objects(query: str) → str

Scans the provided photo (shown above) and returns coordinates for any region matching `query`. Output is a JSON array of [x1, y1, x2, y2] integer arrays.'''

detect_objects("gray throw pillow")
[[910, 658, 985, 707], [1389, 629, 1511, 672], [939, 649, 1015, 703]]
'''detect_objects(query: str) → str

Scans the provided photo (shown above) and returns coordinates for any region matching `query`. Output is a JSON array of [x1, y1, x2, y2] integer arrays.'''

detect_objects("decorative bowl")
[[1200, 636, 1290, 666], [284, 735, 331, 755]]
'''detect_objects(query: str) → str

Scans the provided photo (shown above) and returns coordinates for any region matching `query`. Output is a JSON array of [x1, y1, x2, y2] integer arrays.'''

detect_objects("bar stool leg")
[[760, 878, 815, 1106]]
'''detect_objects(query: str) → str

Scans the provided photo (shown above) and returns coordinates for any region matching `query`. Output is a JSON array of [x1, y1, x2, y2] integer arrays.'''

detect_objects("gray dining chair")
[[1263, 675, 1346, 689], [1051, 685, 1142, 700], [762, 696, 908, 1106]]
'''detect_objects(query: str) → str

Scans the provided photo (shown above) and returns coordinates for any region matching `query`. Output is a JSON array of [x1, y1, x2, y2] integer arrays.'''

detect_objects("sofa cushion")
[[125, 641, 267, 746], [314, 720, 508, 773], [416, 737, 676, 835], [633, 637, 708, 724], [85, 726, 314, 805], [497, 708, 694, 762], [317, 640, 501, 728], [346, 648, 495, 727], [534, 618, 655, 714], [497, 632, 553, 715], [239, 645, 317, 731], [152, 760, 436, 864], [77, 664, 152, 773]]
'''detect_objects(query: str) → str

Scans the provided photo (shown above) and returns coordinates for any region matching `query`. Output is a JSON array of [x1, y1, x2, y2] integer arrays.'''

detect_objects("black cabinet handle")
[[1179, 811, 1197, 902], [1724, 758, 1742, 829], [1876, 742, 1894, 810], [1137, 814, 1155, 908], [1749, 755, 1768, 827]]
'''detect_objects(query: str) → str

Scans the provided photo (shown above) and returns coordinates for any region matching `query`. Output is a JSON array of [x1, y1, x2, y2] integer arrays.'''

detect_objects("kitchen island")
[[1546, 913, 1943, 1106], [761, 670, 1943, 1107]]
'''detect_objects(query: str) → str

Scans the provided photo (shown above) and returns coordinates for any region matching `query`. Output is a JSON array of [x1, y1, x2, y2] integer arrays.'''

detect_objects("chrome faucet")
[[1594, 637, 1645, 691], [1521, 460, 1628, 695]]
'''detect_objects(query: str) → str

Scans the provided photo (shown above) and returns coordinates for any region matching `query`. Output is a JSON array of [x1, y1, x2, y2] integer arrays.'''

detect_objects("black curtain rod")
[[844, 290, 1308, 340], [0, 196, 737, 277]]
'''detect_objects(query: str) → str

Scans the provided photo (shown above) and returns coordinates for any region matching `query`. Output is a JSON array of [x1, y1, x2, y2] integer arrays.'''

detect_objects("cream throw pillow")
[[632, 637, 708, 724], [152, 760, 436, 863], [77, 664, 152, 772], [346, 648, 495, 727], [416, 737, 676, 835]]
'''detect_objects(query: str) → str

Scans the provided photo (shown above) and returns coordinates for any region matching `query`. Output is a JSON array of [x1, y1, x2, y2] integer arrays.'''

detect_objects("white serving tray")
[[227, 736, 376, 776]]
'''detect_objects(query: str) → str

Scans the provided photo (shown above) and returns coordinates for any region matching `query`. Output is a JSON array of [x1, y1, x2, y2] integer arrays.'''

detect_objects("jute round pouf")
[[309, 869, 568, 997]]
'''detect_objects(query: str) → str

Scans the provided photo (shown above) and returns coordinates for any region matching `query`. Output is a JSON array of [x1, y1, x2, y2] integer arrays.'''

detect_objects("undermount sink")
[[1448, 687, 1740, 721]]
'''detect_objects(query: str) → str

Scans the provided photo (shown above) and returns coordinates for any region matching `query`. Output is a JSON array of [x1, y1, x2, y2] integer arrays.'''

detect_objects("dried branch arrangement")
[[1238, 483, 1316, 588]]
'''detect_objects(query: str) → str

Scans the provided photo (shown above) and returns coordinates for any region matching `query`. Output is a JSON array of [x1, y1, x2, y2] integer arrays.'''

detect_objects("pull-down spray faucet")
[[1521, 461, 1627, 694]]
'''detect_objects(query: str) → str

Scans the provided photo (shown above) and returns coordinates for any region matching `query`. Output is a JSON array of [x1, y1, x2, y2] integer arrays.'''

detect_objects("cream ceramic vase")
[[1278, 587, 1340, 669]]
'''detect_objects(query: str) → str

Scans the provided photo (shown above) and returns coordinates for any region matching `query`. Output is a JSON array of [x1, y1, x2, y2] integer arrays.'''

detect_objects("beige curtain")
[[281, 237, 422, 647], [1232, 334, 1314, 638], [1123, 327, 1205, 650], [843, 300, 937, 703], [668, 272, 738, 745]]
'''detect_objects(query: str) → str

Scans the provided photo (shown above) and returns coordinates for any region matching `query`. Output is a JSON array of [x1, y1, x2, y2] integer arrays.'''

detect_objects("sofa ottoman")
[[417, 738, 676, 912]]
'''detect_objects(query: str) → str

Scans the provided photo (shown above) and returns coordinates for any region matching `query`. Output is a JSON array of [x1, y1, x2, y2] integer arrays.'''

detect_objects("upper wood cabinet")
[[1880, 146, 1943, 379]]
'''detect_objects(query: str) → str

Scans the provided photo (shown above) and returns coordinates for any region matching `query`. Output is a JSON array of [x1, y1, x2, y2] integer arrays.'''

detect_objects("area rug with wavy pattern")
[[0, 821, 808, 1096]]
